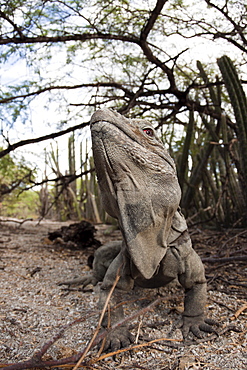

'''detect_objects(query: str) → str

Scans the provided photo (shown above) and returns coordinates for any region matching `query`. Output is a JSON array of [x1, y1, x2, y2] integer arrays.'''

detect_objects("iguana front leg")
[[182, 282, 217, 338], [178, 248, 217, 338], [98, 286, 135, 351], [58, 241, 121, 288], [98, 250, 135, 351]]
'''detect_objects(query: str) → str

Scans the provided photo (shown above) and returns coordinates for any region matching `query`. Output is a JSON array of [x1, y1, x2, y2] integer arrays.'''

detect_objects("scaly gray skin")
[[89, 108, 216, 351]]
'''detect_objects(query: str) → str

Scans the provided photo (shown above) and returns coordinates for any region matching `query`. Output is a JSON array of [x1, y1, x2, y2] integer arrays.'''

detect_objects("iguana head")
[[90, 108, 181, 279]]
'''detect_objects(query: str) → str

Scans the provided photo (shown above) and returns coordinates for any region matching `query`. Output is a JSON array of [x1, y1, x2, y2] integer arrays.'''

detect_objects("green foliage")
[[0, 150, 39, 218], [1, 190, 39, 218], [0, 149, 34, 188]]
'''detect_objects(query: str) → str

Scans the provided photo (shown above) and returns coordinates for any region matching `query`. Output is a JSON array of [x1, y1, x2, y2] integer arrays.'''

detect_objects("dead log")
[[47, 220, 101, 249]]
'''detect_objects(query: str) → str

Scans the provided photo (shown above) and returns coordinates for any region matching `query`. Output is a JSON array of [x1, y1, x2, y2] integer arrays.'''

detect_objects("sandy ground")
[[0, 218, 246, 369]]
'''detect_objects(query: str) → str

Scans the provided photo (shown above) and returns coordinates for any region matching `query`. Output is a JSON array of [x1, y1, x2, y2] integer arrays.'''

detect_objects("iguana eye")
[[143, 128, 154, 137]]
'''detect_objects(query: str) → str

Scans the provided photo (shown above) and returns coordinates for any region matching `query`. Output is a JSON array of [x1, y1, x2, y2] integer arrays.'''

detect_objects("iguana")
[[80, 108, 216, 350]]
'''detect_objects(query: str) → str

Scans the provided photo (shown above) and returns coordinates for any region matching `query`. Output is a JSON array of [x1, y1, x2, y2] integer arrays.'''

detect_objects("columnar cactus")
[[217, 55, 247, 214]]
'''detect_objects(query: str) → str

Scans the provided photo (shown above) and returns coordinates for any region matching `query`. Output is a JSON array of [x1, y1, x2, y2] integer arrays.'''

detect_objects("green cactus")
[[217, 55, 247, 213], [197, 61, 221, 114]]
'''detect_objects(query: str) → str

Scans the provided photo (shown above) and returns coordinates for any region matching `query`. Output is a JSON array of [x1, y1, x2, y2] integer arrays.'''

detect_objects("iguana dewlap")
[[89, 108, 217, 351]]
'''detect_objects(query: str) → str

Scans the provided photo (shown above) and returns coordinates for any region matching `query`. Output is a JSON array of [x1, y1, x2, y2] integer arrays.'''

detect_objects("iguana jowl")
[[89, 108, 216, 351]]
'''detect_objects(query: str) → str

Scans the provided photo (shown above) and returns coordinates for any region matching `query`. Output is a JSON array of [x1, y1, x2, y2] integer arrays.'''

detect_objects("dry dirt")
[[0, 218, 246, 370]]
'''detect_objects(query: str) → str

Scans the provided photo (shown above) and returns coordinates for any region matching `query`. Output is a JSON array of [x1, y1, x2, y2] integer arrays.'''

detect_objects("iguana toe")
[[183, 315, 218, 339], [103, 327, 135, 352]]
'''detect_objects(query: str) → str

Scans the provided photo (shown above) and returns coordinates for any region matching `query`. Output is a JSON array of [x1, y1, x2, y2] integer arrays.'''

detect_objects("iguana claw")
[[102, 326, 135, 352], [182, 315, 218, 339]]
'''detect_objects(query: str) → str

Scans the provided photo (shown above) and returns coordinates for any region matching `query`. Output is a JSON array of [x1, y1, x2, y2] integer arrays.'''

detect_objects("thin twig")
[[135, 316, 143, 344], [231, 302, 247, 320], [72, 271, 121, 370], [202, 255, 247, 263], [0, 217, 33, 227], [89, 337, 183, 364], [219, 229, 247, 251]]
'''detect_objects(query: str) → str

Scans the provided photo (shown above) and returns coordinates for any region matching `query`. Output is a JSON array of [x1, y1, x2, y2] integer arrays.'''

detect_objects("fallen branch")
[[231, 302, 247, 320], [89, 337, 183, 364], [218, 229, 247, 251], [1, 289, 163, 370], [33, 317, 90, 362], [202, 255, 247, 263], [0, 217, 33, 226], [72, 270, 121, 370]]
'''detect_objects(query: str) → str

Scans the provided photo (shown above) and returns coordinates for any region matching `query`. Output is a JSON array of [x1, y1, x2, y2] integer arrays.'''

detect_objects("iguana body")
[[88, 108, 215, 350]]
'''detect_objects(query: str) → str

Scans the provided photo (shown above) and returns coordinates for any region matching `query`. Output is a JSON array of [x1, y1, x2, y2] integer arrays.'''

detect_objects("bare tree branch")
[[0, 82, 134, 104], [205, 0, 247, 46], [0, 121, 89, 159], [140, 0, 169, 41], [0, 170, 33, 197], [0, 10, 24, 38], [0, 32, 139, 46], [25, 169, 95, 191]]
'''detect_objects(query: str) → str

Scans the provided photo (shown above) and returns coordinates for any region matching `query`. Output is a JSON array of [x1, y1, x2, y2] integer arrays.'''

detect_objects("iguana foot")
[[182, 315, 218, 339], [102, 326, 135, 352], [58, 274, 98, 287]]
